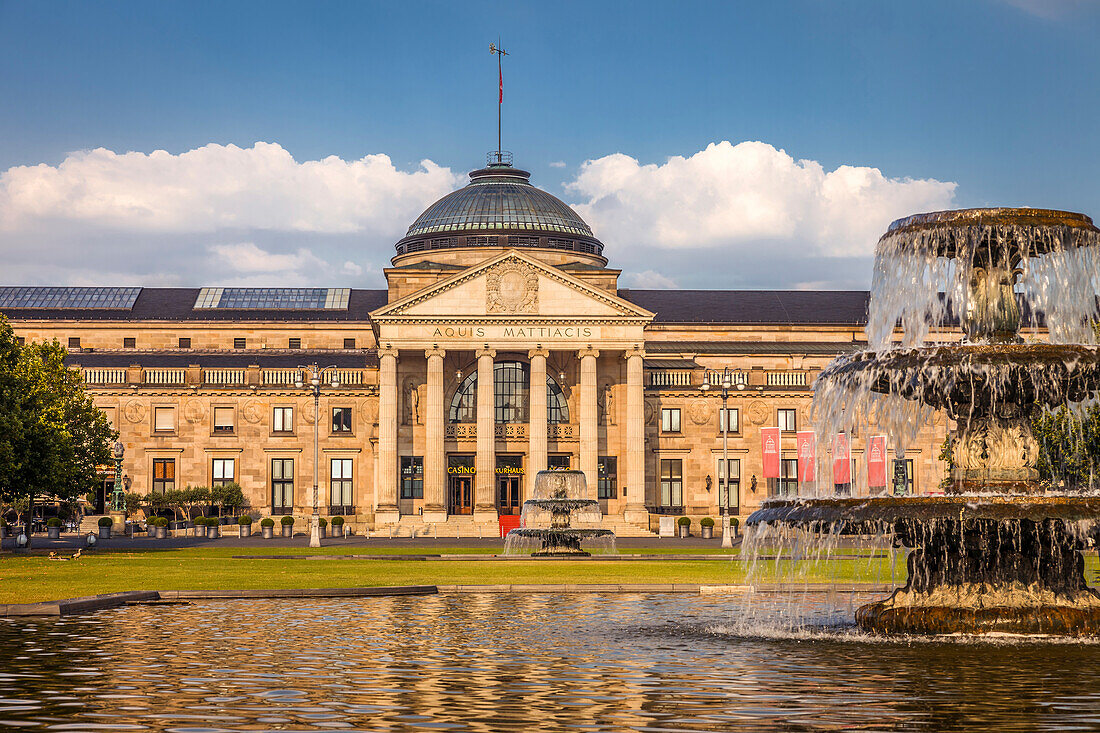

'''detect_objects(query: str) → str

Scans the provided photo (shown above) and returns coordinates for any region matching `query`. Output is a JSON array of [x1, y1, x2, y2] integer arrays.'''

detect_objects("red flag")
[[499, 64, 503, 104], [832, 432, 851, 485], [868, 435, 887, 487], [796, 431, 815, 483], [761, 427, 781, 479]]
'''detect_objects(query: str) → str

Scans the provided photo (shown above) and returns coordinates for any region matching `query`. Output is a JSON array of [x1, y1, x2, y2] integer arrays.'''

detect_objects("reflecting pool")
[[3, 593, 1100, 731]]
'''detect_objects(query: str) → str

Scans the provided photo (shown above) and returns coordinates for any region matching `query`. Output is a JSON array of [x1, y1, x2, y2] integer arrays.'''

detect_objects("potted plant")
[[0, 518, 8, 539], [155, 517, 168, 539], [330, 515, 344, 538], [206, 517, 220, 539], [260, 517, 275, 539], [238, 515, 253, 538], [729, 516, 740, 538], [700, 516, 715, 539], [98, 516, 113, 539], [677, 516, 691, 538], [46, 517, 63, 539], [280, 515, 295, 538], [193, 516, 207, 538], [318, 517, 328, 539]]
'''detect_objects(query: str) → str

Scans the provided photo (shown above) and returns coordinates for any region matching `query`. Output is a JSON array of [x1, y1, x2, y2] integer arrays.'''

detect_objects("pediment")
[[370, 251, 654, 322]]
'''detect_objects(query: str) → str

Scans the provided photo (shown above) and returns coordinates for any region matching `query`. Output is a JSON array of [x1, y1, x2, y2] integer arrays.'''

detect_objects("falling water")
[[503, 470, 617, 555]]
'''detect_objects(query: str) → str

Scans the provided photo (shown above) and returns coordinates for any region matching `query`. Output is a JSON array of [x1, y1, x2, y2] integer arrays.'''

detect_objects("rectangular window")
[[778, 458, 798, 497], [68, 337, 81, 349], [718, 458, 740, 512], [719, 407, 739, 433], [343, 338, 356, 349], [597, 456, 617, 499], [178, 337, 191, 349], [271, 458, 294, 513], [332, 407, 352, 433], [400, 456, 423, 499], [153, 406, 176, 432], [123, 337, 136, 348], [778, 408, 797, 432], [659, 459, 683, 508], [212, 458, 234, 487], [548, 454, 571, 470], [233, 337, 246, 349], [661, 408, 681, 433], [331, 458, 354, 509], [16, 336, 24, 346], [273, 406, 294, 433], [288, 337, 301, 349], [893, 458, 915, 496], [213, 407, 234, 434], [152, 458, 175, 493]]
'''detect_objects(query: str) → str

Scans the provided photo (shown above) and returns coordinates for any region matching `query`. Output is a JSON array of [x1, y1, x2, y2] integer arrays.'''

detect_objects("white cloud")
[[623, 270, 678, 289], [567, 141, 956, 259], [207, 242, 325, 274], [549, 160, 567, 168], [341, 260, 364, 276]]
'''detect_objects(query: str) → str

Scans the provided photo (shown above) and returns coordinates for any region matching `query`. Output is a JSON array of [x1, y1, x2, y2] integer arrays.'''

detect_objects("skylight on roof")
[[194, 288, 351, 310], [0, 287, 141, 310]]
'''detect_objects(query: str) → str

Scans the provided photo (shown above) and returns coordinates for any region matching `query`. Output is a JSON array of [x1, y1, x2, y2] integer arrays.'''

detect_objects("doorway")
[[448, 454, 475, 515], [497, 455, 523, 515]]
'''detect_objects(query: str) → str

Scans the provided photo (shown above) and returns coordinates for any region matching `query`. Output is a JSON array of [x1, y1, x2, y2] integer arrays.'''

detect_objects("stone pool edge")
[[1, 583, 893, 616]]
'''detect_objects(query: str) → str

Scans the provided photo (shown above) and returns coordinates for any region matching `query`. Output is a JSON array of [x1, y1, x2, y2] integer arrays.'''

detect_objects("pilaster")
[[528, 348, 549, 495], [578, 348, 600, 499], [475, 348, 498, 520], [376, 346, 400, 523], [423, 347, 446, 523]]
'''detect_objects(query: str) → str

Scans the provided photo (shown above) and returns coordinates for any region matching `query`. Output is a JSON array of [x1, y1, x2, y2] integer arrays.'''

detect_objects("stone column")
[[376, 347, 400, 524], [528, 348, 549, 496], [475, 348, 498, 520], [423, 347, 446, 523], [623, 348, 648, 523], [578, 348, 600, 499]]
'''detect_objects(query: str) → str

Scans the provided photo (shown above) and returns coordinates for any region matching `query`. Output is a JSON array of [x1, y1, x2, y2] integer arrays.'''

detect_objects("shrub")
[[677, 516, 691, 527], [280, 515, 294, 526], [330, 516, 345, 526], [319, 517, 328, 528], [700, 517, 715, 528], [260, 518, 275, 528], [730, 517, 740, 528], [238, 515, 253, 525], [155, 517, 169, 527], [46, 517, 63, 527], [98, 516, 114, 527]]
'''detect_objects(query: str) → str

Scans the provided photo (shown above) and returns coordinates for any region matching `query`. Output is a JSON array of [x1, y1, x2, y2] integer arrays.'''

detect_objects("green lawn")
[[6, 548, 1096, 605]]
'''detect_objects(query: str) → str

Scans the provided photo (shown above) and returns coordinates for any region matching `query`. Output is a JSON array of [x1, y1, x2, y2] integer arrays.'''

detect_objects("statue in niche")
[[599, 382, 615, 424], [402, 378, 421, 425]]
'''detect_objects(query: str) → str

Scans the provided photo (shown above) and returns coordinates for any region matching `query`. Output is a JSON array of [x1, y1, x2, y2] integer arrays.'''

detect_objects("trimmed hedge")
[[280, 516, 294, 526], [260, 518, 275, 528], [700, 517, 715, 528], [677, 516, 691, 527], [330, 516, 345, 526], [98, 517, 114, 527], [238, 515, 253, 526], [46, 517, 63, 528]]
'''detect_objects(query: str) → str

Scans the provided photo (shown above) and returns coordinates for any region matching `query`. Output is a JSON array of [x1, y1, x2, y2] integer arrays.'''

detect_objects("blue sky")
[[1, 0, 1098, 289]]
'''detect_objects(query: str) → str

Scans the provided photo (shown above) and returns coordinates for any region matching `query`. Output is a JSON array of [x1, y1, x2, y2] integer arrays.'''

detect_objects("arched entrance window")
[[449, 361, 569, 424]]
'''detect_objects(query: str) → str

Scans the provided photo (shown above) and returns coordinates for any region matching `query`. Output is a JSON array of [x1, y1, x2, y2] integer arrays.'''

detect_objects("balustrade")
[[143, 368, 186, 385]]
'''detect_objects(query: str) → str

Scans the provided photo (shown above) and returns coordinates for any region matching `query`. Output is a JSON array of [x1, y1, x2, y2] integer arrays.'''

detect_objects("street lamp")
[[111, 441, 125, 513], [295, 364, 340, 548], [700, 368, 745, 547]]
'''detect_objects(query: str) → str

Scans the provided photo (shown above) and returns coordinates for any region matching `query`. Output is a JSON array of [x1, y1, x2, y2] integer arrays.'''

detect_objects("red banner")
[[761, 426, 781, 479], [832, 432, 851, 485], [796, 431, 815, 483], [868, 435, 887, 487]]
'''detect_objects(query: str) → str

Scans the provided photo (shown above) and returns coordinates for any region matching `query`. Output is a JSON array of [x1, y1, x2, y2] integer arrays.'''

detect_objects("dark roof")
[[619, 290, 870, 325], [2, 288, 388, 322], [645, 341, 866, 355], [65, 350, 378, 368]]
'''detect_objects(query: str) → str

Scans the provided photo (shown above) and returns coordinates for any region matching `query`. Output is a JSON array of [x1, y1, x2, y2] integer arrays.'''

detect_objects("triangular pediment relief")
[[370, 250, 654, 322]]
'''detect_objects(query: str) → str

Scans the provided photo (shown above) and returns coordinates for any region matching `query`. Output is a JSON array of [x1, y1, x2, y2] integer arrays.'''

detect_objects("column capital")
[[576, 348, 600, 360], [475, 348, 497, 360], [424, 346, 446, 360], [623, 346, 645, 361], [378, 346, 399, 360], [528, 348, 549, 360]]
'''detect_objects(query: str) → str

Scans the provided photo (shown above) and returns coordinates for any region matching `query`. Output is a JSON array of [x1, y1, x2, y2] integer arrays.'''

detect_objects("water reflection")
[[1, 593, 1099, 731]]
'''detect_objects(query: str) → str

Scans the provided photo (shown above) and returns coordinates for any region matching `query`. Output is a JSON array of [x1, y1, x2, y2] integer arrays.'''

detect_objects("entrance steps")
[[79, 515, 110, 534]]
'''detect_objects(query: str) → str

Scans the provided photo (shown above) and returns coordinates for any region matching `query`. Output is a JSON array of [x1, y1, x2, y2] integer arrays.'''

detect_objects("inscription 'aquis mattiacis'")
[[428, 325, 595, 339]]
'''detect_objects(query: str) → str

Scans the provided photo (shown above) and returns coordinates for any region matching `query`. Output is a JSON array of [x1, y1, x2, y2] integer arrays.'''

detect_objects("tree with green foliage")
[[1032, 406, 1100, 490], [0, 315, 115, 543]]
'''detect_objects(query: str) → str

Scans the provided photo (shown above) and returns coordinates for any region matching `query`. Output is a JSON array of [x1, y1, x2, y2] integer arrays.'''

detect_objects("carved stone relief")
[[124, 400, 146, 424], [689, 399, 710, 425], [242, 400, 263, 424], [748, 400, 770, 426], [184, 399, 206, 424], [486, 261, 539, 314], [402, 378, 421, 425]]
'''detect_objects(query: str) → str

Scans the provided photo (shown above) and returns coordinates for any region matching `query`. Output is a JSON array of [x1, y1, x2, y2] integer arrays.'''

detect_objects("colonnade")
[[374, 346, 646, 522]]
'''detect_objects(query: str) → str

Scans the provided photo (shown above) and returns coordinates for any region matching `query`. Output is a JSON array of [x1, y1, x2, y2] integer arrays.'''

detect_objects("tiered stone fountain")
[[503, 470, 617, 556], [748, 208, 1100, 635]]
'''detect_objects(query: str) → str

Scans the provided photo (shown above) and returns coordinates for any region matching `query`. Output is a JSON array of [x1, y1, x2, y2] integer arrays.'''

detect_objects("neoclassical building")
[[2, 158, 949, 535]]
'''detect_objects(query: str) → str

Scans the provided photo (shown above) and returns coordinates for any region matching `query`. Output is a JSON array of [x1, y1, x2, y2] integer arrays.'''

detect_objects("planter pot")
[[331, 524, 344, 538], [677, 526, 689, 539], [147, 527, 156, 537], [262, 526, 274, 539], [155, 526, 167, 539], [239, 525, 251, 538], [701, 526, 713, 540], [0, 527, 8, 538], [319, 527, 327, 539], [99, 526, 111, 539], [207, 525, 219, 539], [195, 525, 207, 538], [281, 525, 294, 538], [47, 527, 61, 539]]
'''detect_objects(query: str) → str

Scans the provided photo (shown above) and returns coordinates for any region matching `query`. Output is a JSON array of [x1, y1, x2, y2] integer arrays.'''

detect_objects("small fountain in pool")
[[503, 470, 617, 556], [748, 208, 1100, 636]]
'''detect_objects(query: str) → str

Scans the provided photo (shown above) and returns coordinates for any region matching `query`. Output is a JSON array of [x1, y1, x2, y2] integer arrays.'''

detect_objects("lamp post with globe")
[[296, 364, 340, 548], [700, 368, 745, 547]]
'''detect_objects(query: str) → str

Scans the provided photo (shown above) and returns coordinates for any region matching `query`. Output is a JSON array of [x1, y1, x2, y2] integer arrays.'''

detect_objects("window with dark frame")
[[233, 337, 246, 349], [597, 456, 617, 499], [178, 337, 191, 349], [123, 337, 136, 348], [400, 456, 424, 499], [332, 407, 352, 432], [16, 337, 24, 346], [718, 458, 740, 512], [68, 337, 80, 349], [778, 458, 798, 496], [212, 407, 234, 434], [778, 408, 797, 432], [448, 364, 569, 424], [271, 458, 294, 513], [661, 407, 681, 433], [331, 458, 353, 509], [660, 459, 683, 507], [212, 458, 234, 487], [288, 337, 301, 349], [343, 338, 356, 349], [152, 458, 175, 493], [719, 407, 739, 433], [273, 406, 294, 433], [548, 455, 571, 470]]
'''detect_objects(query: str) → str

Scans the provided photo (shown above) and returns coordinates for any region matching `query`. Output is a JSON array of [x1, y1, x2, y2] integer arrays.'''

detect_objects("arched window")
[[449, 361, 569, 424]]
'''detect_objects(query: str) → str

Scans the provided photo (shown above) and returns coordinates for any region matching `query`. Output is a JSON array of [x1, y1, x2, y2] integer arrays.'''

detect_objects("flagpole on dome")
[[489, 40, 508, 166]]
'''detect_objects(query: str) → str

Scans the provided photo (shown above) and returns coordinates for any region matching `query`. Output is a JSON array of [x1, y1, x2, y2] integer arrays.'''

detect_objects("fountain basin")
[[883, 208, 1099, 258]]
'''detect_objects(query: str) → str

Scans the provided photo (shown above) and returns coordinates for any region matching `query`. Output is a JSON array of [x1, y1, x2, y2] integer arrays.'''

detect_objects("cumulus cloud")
[[549, 160, 567, 168], [623, 270, 678, 289], [567, 141, 956, 261]]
